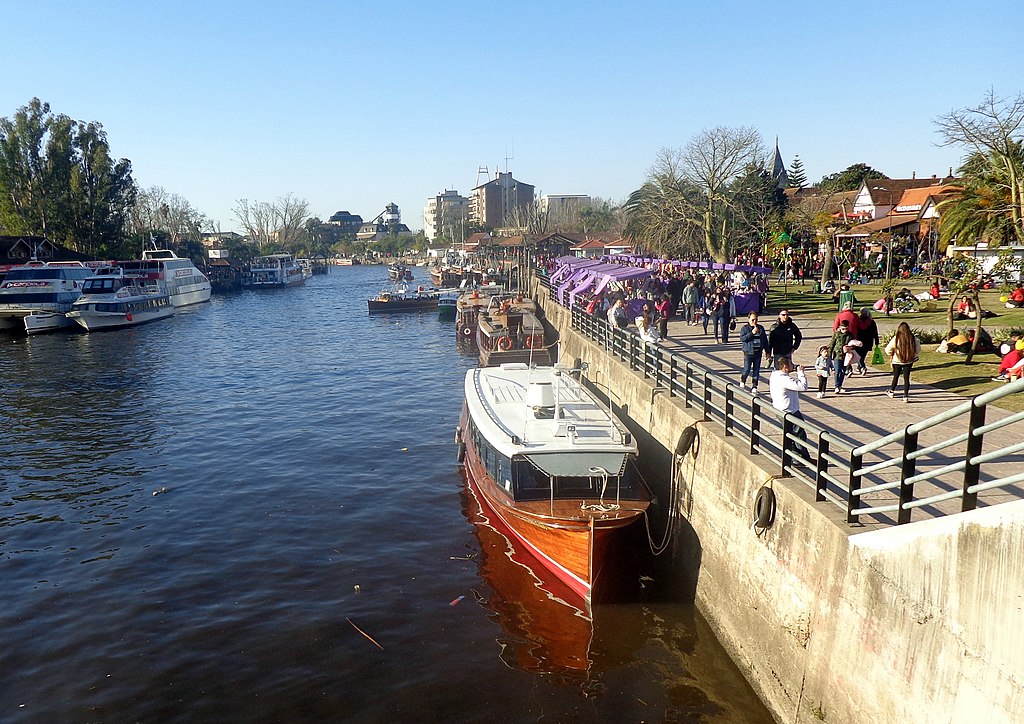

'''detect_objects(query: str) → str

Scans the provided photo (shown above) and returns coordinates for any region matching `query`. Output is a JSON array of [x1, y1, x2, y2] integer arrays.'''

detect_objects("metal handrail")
[[557, 292, 1024, 527]]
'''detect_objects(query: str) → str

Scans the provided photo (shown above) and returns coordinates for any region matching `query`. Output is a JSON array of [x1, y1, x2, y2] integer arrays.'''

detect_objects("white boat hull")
[[24, 311, 75, 335], [68, 306, 175, 331]]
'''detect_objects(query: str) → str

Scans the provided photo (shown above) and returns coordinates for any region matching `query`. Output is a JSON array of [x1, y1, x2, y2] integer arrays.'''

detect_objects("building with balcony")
[[423, 189, 470, 241], [469, 171, 535, 230]]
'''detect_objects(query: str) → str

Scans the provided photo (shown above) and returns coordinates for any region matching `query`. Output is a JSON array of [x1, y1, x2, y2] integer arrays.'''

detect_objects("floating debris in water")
[[449, 595, 465, 606], [353, 584, 361, 592], [400, 447, 408, 452], [152, 487, 171, 496], [347, 617, 383, 650], [449, 553, 477, 561]]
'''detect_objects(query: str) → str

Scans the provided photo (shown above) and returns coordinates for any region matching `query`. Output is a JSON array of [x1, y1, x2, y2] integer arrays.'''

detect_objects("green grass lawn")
[[767, 281, 1024, 412]]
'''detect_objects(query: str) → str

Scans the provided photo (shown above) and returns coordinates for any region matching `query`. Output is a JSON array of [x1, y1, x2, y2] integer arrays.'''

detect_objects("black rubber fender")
[[754, 486, 776, 529], [675, 425, 700, 458]]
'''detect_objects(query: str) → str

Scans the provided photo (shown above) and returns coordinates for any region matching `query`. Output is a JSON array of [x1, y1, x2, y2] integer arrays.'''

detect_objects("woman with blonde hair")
[[884, 322, 920, 402]]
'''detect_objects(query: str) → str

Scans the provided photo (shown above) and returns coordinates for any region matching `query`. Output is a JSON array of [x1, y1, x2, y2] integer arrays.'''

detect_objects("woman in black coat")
[[855, 308, 880, 375]]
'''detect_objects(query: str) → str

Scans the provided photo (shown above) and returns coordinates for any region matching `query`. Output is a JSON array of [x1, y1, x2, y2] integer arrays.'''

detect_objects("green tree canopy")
[[787, 155, 808, 188], [818, 163, 888, 193], [0, 98, 135, 257]]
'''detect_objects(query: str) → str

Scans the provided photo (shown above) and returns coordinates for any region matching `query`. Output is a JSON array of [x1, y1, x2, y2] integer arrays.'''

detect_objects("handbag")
[[871, 344, 884, 365]]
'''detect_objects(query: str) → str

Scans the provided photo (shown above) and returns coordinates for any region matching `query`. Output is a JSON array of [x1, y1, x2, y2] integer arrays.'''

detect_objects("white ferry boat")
[[67, 268, 175, 331], [246, 254, 306, 288], [0, 261, 95, 334], [121, 248, 211, 307], [457, 363, 650, 605]]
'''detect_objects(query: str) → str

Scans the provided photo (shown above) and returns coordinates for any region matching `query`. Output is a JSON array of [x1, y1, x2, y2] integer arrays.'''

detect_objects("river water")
[[0, 265, 770, 723]]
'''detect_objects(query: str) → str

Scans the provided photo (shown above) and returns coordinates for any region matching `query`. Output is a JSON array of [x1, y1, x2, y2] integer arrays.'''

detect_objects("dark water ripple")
[[0, 265, 770, 723]]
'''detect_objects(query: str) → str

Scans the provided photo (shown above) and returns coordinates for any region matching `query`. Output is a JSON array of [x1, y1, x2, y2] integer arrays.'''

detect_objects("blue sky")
[[3, 1, 1022, 232]]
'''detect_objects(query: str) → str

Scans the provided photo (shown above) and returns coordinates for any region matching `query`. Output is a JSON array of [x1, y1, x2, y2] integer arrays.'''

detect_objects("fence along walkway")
[[546, 282, 1024, 531]]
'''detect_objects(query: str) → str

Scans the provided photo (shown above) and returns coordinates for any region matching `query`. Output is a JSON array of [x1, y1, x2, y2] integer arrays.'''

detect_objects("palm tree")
[[938, 150, 1021, 248]]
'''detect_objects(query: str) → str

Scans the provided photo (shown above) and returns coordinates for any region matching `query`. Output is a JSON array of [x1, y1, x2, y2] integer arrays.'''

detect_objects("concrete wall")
[[538, 292, 1024, 723]]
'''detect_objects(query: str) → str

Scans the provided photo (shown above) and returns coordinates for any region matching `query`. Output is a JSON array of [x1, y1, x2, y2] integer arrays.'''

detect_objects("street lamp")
[[873, 186, 894, 280]]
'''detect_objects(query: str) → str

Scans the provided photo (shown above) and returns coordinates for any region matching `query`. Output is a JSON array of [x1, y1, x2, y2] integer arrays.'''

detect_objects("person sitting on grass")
[[1006, 283, 1024, 309], [993, 339, 1024, 381]]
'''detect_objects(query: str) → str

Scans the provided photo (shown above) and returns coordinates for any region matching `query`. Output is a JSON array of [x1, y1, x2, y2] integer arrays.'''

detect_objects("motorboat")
[[438, 289, 460, 319], [476, 294, 552, 366], [245, 254, 305, 287], [388, 263, 413, 282], [367, 282, 439, 313], [297, 258, 314, 280], [121, 248, 211, 307], [454, 284, 505, 339], [457, 363, 650, 606], [67, 268, 175, 331], [0, 261, 94, 334], [460, 482, 594, 675]]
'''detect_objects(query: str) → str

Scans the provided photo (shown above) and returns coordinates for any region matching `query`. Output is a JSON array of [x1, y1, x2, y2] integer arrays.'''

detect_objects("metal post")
[[962, 402, 986, 511], [897, 428, 919, 525], [815, 434, 829, 501], [847, 450, 862, 524], [668, 354, 677, 397], [724, 386, 734, 437], [781, 413, 793, 475], [750, 396, 760, 455]]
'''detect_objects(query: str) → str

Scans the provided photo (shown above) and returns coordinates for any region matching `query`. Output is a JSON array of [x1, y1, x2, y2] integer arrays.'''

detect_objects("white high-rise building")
[[424, 190, 470, 241]]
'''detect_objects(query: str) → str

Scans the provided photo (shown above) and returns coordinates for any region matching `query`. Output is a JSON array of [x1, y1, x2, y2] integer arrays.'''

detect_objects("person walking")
[[885, 321, 921, 402], [767, 308, 802, 367], [855, 308, 880, 375], [681, 279, 699, 325], [769, 357, 809, 452], [829, 319, 853, 394], [738, 311, 769, 393], [655, 293, 672, 340], [711, 285, 733, 343], [813, 345, 833, 399]]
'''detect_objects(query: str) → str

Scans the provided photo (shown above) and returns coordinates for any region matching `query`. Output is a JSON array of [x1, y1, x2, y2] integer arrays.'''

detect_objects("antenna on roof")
[[476, 165, 489, 187]]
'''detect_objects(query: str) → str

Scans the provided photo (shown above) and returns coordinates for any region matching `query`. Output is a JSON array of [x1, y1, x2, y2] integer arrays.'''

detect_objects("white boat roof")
[[465, 364, 636, 476]]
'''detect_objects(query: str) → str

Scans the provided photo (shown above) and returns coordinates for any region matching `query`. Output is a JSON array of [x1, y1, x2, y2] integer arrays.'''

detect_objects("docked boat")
[[245, 254, 305, 287], [460, 482, 593, 674], [476, 295, 553, 366], [67, 268, 175, 331], [367, 282, 439, 313], [0, 261, 95, 334], [388, 263, 413, 282], [454, 284, 505, 339], [297, 258, 314, 280], [438, 289, 459, 319], [457, 363, 650, 605], [121, 248, 211, 307]]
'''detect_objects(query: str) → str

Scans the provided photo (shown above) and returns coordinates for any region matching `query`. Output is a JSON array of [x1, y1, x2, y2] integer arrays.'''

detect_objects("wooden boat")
[[454, 284, 505, 339], [367, 282, 439, 313], [457, 363, 650, 605], [460, 481, 593, 674], [476, 294, 552, 366]]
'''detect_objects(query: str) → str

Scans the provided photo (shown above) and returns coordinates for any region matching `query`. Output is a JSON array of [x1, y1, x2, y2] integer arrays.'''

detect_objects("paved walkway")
[[654, 310, 1024, 529]]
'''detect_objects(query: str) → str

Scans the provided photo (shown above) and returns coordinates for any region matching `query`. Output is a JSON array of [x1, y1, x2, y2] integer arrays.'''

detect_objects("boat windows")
[[511, 457, 642, 501], [3, 269, 63, 281], [0, 292, 63, 304]]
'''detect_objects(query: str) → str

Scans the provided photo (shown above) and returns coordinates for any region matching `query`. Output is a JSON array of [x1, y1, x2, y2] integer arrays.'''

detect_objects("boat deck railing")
[[538, 272, 1024, 527]]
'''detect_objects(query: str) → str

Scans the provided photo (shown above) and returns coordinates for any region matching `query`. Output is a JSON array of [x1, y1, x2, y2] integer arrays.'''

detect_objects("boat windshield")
[[4, 269, 63, 280], [512, 455, 641, 501]]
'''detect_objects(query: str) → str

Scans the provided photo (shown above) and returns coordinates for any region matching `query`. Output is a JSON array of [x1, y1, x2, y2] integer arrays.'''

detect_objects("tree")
[[818, 163, 888, 193], [787, 155, 808, 188], [128, 185, 209, 263], [626, 127, 767, 261], [0, 98, 135, 255], [730, 164, 787, 256], [936, 90, 1024, 244]]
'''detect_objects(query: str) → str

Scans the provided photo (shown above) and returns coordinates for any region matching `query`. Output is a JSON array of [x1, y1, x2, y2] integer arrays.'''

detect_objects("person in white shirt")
[[769, 356, 809, 451]]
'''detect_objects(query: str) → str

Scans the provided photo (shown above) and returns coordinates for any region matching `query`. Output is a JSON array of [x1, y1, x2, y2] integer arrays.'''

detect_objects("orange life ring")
[[497, 336, 513, 351], [525, 334, 543, 349]]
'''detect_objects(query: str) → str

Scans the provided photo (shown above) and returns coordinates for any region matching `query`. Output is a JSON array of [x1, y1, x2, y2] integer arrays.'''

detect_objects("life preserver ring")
[[525, 334, 543, 349], [754, 486, 776, 529], [497, 336, 513, 351], [462, 326, 472, 336], [125, 312, 133, 322]]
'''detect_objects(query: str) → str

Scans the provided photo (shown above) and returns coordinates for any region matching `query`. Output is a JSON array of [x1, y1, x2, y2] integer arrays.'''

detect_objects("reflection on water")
[[460, 480, 593, 680]]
